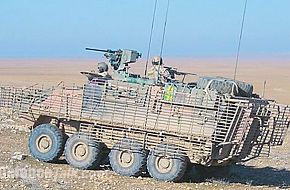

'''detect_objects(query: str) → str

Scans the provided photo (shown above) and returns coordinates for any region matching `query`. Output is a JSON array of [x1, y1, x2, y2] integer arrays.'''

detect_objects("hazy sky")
[[0, 0, 289, 58]]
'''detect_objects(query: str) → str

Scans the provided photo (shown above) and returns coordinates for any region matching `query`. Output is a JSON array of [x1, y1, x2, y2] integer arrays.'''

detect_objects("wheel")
[[147, 144, 188, 182], [109, 138, 147, 177], [29, 124, 65, 163], [64, 134, 102, 170]]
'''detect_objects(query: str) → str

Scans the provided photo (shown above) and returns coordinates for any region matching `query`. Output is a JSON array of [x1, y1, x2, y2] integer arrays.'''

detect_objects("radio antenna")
[[159, 0, 170, 58], [145, 0, 158, 77], [262, 80, 267, 98], [234, 0, 248, 80], [157, 0, 170, 83]]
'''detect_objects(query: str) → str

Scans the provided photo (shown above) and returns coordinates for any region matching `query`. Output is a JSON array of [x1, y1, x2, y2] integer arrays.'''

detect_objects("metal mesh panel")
[[0, 87, 14, 108]]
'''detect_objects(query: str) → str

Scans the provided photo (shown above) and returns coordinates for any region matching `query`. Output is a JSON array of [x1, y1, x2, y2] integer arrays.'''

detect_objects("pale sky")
[[0, 0, 289, 58]]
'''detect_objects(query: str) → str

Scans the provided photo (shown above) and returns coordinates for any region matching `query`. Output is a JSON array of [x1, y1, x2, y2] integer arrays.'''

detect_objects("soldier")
[[83, 62, 112, 84], [148, 56, 171, 83], [97, 62, 110, 78]]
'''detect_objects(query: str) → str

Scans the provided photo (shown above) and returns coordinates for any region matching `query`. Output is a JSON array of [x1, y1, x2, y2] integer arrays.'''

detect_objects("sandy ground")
[[0, 58, 289, 104], [0, 58, 289, 190]]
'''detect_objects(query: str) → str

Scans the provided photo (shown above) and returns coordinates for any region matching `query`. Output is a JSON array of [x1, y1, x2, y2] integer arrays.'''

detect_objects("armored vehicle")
[[0, 48, 289, 182]]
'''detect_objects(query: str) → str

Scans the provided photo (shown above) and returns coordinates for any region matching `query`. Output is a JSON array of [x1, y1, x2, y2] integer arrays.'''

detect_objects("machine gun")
[[86, 48, 142, 71], [163, 66, 196, 83]]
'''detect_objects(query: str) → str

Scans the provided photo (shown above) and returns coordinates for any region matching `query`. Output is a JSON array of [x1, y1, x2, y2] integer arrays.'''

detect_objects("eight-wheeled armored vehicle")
[[0, 48, 289, 182]]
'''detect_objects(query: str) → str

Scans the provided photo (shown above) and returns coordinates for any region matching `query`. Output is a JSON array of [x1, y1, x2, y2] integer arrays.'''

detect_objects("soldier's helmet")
[[152, 56, 163, 65], [97, 62, 109, 73]]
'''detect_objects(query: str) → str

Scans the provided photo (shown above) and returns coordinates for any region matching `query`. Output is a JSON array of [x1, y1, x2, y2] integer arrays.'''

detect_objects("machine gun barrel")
[[85, 48, 116, 53]]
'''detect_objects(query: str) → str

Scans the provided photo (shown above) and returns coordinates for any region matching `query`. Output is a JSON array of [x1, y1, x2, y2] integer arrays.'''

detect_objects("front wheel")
[[29, 124, 65, 163]]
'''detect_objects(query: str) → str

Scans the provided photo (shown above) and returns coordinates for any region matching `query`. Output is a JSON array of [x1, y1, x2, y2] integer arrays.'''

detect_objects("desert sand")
[[0, 58, 289, 104]]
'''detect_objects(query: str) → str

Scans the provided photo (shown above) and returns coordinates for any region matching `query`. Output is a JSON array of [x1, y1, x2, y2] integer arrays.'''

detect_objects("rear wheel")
[[29, 124, 65, 163], [65, 134, 102, 170], [147, 145, 188, 182], [109, 138, 147, 177]]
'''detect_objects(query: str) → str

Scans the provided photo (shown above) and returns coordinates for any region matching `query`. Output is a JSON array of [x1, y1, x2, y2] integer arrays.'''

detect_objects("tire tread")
[[29, 124, 64, 163]]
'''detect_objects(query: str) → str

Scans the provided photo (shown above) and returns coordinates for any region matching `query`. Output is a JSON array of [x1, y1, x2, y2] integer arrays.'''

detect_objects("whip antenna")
[[234, 0, 248, 80], [145, 0, 158, 77], [262, 80, 267, 98], [156, 0, 170, 83], [159, 0, 170, 58]]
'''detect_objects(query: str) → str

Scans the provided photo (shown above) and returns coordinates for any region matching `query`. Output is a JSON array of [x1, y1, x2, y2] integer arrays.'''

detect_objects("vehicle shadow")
[[54, 156, 112, 170], [54, 157, 290, 188], [186, 164, 290, 189]]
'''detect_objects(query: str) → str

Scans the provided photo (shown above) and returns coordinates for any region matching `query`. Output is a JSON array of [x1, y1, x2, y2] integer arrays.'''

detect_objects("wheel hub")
[[156, 156, 173, 173], [36, 135, 52, 153], [73, 142, 89, 160], [118, 150, 134, 168]]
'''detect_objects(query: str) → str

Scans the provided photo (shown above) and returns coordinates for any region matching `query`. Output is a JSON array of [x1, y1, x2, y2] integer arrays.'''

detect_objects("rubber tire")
[[109, 139, 147, 177], [64, 134, 102, 170], [147, 150, 188, 182], [29, 124, 65, 163]]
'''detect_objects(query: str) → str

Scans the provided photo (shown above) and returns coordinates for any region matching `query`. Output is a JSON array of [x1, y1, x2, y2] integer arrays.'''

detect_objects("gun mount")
[[85, 48, 142, 72], [85, 47, 159, 85]]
